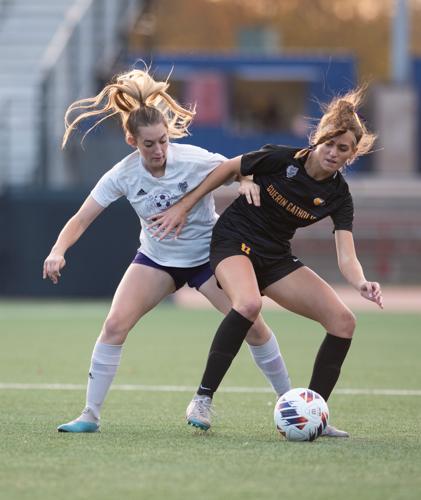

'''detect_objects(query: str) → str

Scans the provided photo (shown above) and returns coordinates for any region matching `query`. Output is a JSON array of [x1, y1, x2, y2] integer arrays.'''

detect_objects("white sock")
[[248, 332, 291, 397], [84, 342, 123, 420]]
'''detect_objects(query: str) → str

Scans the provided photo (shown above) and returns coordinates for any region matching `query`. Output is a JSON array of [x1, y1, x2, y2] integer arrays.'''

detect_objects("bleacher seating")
[[0, 0, 142, 189], [0, 0, 76, 187]]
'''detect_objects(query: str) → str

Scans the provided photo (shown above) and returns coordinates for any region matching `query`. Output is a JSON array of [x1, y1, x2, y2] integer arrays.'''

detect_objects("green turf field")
[[0, 300, 420, 500]]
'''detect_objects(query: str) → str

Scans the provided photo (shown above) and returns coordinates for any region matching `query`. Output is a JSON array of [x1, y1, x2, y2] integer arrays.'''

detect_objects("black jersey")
[[213, 144, 354, 259]]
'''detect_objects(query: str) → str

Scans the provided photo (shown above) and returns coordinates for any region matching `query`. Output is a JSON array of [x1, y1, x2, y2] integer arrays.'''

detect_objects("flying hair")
[[62, 67, 196, 148], [295, 86, 377, 164]]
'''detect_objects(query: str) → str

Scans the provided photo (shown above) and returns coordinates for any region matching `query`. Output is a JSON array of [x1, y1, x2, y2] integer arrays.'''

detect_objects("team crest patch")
[[286, 165, 298, 178], [313, 197, 325, 206], [146, 191, 173, 213], [178, 181, 188, 193]]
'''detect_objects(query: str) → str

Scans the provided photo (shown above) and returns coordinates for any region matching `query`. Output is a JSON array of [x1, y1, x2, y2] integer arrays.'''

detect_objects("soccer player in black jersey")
[[149, 87, 384, 436]]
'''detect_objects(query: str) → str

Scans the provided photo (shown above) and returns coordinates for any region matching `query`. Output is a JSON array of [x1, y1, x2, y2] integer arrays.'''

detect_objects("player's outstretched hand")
[[360, 281, 383, 309], [238, 178, 260, 206], [43, 253, 66, 284], [147, 202, 188, 240]]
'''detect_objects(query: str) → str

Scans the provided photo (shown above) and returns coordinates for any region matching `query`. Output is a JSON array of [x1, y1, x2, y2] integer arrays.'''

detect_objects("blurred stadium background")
[[0, 0, 420, 301]]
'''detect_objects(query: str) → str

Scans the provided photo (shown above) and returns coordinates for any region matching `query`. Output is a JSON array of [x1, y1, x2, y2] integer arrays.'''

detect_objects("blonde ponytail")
[[62, 68, 196, 148]]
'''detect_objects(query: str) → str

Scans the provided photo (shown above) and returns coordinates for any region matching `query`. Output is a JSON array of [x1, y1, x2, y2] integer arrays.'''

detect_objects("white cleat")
[[322, 424, 349, 438], [186, 395, 213, 431]]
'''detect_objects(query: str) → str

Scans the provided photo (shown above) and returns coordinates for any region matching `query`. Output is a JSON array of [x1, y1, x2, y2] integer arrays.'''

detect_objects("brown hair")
[[62, 68, 195, 148], [295, 86, 376, 164]]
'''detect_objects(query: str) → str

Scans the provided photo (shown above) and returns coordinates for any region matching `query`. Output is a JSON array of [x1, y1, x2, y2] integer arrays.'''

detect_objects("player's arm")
[[148, 156, 242, 239], [335, 230, 383, 309], [43, 195, 105, 284]]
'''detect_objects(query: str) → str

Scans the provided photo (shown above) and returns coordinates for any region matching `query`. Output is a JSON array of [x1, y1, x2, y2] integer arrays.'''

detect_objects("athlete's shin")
[[248, 332, 291, 397], [86, 342, 123, 419], [197, 309, 253, 398], [308, 333, 351, 401]]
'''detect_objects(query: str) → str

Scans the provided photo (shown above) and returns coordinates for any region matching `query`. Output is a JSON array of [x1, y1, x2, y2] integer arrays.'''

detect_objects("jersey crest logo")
[[313, 197, 325, 206], [146, 191, 173, 213], [178, 181, 188, 193], [286, 165, 298, 178], [137, 188, 147, 196], [241, 243, 251, 255]]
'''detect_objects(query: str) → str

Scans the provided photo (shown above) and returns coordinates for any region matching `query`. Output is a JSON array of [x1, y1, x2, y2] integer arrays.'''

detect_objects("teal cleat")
[[187, 418, 210, 431], [186, 395, 213, 431], [57, 408, 100, 433], [57, 420, 99, 433]]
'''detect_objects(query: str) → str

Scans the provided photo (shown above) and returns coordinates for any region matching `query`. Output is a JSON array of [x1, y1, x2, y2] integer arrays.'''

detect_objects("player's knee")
[[101, 314, 130, 344], [331, 309, 356, 339], [233, 297, 262, 321], [245, 324, 269, 345]]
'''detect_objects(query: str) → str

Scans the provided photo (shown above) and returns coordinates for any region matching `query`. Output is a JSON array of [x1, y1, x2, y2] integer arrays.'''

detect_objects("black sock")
[[308, 333, 352, 401], [197, 309, 253, 397]]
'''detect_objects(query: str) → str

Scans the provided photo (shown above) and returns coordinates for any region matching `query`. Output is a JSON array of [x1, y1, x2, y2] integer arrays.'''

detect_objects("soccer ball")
[[274, 388, 329, 442], [154, 193, 171, 210]]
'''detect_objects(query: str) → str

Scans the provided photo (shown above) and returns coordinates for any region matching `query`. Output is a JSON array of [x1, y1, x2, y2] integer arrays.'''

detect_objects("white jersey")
[[90, 142, 227, 267]]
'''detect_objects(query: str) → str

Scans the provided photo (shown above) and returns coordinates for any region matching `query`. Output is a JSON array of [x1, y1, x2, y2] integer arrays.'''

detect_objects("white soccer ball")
[[274, 388, 329, 442]]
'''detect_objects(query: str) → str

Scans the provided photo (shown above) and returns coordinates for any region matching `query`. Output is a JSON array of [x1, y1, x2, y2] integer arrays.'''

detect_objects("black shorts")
[[209, 238, 304, 292]]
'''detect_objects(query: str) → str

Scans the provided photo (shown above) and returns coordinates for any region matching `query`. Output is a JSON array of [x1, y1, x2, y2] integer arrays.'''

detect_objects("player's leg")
[[263, 266, 355, 399], [198, 274, 291, 397], [184, 256, 262, 429], [196, 255, 263, 396], [263, 266, 355, 437], [57, 263, 175, 432]]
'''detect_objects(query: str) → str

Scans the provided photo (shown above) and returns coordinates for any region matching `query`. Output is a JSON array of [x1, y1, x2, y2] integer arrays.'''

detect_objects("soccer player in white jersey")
[[42, 68, 292, 433]]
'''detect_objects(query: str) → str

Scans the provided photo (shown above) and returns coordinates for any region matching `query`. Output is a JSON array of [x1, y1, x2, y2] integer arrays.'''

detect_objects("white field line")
[[0, 383, 420, 396]]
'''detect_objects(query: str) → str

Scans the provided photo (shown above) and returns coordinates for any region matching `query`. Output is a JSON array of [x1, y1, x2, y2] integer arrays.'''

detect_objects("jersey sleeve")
[[240, 145, 295, 176], [90, 164, 124, 208], [190, 149, 228, 184], [204, 152, 227, 175], [330, 192, 354, 232]]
